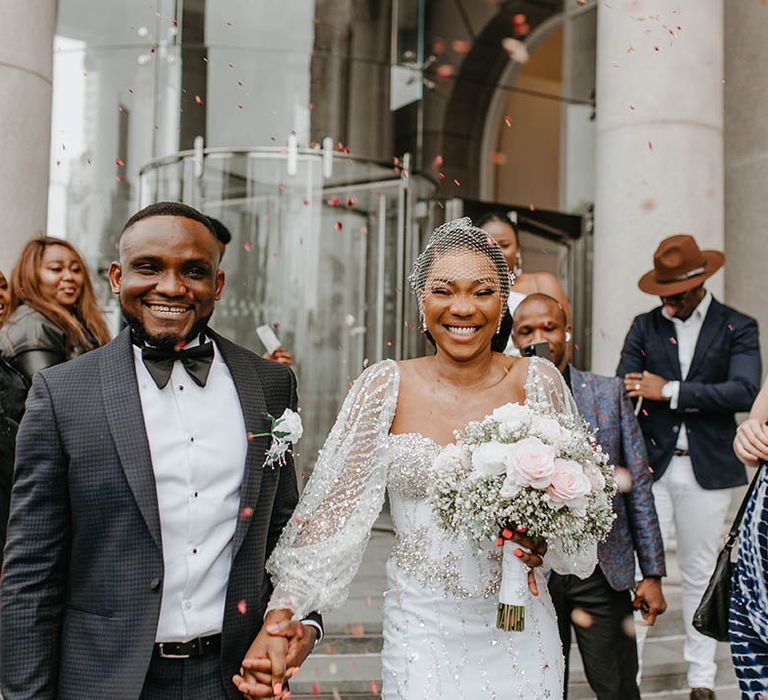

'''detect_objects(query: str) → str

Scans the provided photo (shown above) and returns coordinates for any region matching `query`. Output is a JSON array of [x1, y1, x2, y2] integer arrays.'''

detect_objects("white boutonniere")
[[250, 408, 303, 468]]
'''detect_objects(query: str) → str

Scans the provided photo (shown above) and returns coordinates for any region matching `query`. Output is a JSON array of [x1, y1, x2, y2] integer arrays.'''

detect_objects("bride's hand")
[[500, 525, 547, 596], [734, 418, 768, 466]]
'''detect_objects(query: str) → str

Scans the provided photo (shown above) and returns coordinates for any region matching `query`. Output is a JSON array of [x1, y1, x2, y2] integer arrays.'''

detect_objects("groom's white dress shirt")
[[133, 338, 248, 643]]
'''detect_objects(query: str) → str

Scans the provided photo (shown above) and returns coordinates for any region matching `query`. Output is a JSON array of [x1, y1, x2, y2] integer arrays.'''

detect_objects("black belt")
[[673, 448, 689, 457], [154, 634, 221, 659]]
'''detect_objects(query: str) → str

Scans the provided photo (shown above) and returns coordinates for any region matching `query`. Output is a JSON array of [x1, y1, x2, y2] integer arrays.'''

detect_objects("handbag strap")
[[724, 463, 764, 548]]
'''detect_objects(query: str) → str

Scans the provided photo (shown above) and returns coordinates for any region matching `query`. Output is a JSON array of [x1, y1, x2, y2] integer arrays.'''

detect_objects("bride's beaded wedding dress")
[[267, 357, 596, 699]]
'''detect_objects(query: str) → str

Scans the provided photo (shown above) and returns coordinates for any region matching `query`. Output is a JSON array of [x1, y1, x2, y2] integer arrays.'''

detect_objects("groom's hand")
[[233, 609, 292, 698], [266, 618, 318, 674]]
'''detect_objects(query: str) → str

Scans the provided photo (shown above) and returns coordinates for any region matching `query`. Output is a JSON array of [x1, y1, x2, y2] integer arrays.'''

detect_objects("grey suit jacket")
[[570, 365, 666, 591], [0, 328, 301, 699]]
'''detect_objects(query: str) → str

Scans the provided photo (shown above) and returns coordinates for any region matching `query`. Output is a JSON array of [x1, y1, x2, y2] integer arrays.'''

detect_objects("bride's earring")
[[513, 252, 523, 277]]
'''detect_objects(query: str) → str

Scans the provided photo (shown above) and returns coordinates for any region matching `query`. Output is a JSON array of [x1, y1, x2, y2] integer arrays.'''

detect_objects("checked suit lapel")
[[569, 366, 598, 429], [101, 329, 162, 550], [208, 331, 270, 559]]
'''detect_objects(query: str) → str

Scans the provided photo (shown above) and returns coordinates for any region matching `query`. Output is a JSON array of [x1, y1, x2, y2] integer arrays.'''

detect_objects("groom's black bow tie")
[[141, 342, 215, 389]]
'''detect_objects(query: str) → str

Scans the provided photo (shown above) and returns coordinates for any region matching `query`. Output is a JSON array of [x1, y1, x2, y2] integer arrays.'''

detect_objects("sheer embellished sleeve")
[[266, 360, 400, 617], [524, 357, 598, 579]]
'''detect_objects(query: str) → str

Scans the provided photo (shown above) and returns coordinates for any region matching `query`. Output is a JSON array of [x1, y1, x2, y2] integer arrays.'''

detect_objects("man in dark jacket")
[[617, 234, 761, 700], [0, 202, 321, 699], [513, 293, 666, 700]]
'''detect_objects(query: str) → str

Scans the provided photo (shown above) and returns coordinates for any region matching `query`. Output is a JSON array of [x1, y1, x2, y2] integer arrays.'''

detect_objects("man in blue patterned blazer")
[[512, 293, 667, 700], [0, 202, 320, 699]]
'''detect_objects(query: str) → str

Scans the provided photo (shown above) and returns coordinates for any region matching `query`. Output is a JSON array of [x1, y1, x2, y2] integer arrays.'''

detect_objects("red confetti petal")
[[243, 241, 253, 251], [240, 507, 254, 519], [115, 159, 125, 167], [237, 599, 247, 615], [435, 64, 454, 79], [194, 95, 204, 105], [335, 222, 343, 231], [327, 195, 341, 206]]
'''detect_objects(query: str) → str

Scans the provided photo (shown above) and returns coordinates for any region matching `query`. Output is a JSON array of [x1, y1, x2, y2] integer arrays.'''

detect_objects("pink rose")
[[530, 415, 570, 447], [507, 436, 557, 489], [547, 459, 592, 508]]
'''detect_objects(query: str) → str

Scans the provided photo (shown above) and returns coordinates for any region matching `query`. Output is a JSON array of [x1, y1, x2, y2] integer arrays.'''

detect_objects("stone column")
[[724, 3, 768, 371], [0, 0, 56, 274], [591, 1, 724, 374]]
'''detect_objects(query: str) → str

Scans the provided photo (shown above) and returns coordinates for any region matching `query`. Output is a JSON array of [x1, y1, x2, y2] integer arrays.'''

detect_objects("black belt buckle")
[[157, 642, 191, 659], [155, 634, 220, 659]]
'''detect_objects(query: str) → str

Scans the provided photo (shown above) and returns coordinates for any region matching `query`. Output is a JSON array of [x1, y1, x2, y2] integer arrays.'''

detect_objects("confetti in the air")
[[571, 608, 594, 628], [194, 95, 204, 105], [243, 241, 253, 251], [501, 37, 529, 64], [236, 599, 247, 615]]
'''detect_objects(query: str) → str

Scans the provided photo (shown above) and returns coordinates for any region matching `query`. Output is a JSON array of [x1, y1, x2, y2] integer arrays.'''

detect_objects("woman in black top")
[[0, 237, 110, 383]]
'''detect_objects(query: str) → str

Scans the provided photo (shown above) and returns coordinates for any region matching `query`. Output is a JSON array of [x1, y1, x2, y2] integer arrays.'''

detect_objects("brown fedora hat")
[[638, 234, 724, 296]]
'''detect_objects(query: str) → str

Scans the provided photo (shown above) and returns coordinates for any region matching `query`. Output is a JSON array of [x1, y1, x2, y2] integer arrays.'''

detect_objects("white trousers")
[[635, 456, 732, 690]]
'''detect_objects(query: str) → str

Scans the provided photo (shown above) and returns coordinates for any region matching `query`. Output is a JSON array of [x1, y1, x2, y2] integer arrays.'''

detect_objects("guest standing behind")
[[0, 239, 109, 560], [477, 211, 569, 354], [513, 293, 666, 700], [0, 237, 110, 384], [0, 267, 26, 566], [0, 269, 9, 326], [730, 380, 768, 696], [617, 234, 761, 700]]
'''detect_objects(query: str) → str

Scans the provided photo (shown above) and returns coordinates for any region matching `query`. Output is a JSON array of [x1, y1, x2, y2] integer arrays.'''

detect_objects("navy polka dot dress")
[[730, 465, 768, 695]]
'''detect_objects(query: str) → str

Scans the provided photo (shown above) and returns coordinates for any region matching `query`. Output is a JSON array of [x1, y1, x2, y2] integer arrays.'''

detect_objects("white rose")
[[434, 443, 468, 473], [507, 436, 557, 489], [492, 403, 532, 438], [585, 465, 606, 491], [470, 441, 512, 478], [530, 415, 570, 447], [274, 408, 303, 443], [547, 458, 592, 508]]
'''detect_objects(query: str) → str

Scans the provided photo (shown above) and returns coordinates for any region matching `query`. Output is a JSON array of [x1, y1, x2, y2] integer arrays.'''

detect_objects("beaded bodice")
[[386, 433, 503, 599]]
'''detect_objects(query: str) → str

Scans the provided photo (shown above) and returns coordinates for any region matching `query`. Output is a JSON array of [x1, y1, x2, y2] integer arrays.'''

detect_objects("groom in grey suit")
[[0, 202, 319, 699]]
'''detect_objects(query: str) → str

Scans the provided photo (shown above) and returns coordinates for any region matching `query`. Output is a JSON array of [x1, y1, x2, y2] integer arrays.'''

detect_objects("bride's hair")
[[408, 217, 510, 340]]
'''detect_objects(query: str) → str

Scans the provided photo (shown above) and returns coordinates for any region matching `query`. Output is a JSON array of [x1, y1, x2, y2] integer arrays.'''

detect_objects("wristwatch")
[[661, 382, 674, 401]]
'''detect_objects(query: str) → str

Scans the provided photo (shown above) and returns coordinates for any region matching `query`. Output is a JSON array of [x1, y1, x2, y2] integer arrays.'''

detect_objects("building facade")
[[1, 0, 764, 458]]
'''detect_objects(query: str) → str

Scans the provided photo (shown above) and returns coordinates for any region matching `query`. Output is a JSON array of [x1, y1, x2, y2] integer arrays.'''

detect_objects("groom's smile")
[[109, 214, 225, 348]]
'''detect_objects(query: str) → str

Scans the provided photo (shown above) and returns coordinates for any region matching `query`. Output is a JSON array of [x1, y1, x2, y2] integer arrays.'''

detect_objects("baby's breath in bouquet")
[[431, 402, 617, 631]]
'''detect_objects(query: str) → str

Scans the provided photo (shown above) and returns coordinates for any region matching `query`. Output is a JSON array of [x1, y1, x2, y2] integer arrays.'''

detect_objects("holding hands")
[[233, 609, 317, 699]]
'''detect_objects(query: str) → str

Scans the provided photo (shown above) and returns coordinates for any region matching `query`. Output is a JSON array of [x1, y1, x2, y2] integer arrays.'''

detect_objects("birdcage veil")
[[408, 217, 510, 332]]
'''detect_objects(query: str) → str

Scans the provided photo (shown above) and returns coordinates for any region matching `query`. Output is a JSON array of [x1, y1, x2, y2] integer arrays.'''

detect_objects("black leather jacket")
[[0, 305, 72, 385]]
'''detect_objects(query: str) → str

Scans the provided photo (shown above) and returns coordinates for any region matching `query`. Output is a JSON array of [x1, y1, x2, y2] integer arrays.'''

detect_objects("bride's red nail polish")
[[496, 537, 504, 547], [514, 548, 522, 557], [516, 525, 526, 533], [501, 528, 513, 539]]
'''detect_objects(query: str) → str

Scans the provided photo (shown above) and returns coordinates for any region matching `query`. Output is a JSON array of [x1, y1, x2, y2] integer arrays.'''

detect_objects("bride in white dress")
[[238, 218, 594, 699]]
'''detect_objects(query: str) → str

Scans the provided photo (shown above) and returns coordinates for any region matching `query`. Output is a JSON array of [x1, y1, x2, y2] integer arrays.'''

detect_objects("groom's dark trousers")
[[549, 365, 666, 699], [0, 328, 315, 699]]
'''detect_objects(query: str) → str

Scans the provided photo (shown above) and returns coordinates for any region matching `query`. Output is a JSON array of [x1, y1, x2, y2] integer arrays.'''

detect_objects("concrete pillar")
[[724, 3, 768, 373], [0, 0, 56, 274], [591, 1, 724, 375]]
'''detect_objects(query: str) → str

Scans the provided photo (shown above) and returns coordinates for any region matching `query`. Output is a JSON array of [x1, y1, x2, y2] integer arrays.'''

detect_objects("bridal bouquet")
[[430, 402, 617, 631]]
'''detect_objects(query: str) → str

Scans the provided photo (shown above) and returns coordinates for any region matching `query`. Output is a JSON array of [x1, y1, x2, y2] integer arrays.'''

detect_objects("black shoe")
[[690, 689, 715, 700]]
